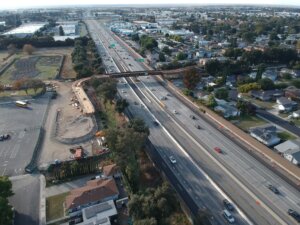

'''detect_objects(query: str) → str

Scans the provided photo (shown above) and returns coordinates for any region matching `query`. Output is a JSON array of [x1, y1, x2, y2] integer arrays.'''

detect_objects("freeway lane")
[[117, 79, 233, 224], [89, 21, 300, 224], [86, 20, 248, 224], [128, 78, 285, 225], [85, 19, 300, 225]]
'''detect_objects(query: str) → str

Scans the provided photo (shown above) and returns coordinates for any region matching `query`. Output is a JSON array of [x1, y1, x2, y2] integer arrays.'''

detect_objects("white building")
[[3, 23, 45, 37]]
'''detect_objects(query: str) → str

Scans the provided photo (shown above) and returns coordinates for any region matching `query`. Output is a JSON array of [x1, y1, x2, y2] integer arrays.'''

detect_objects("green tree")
[[237, 100, 256, 116], [158, 52, 165, 62], [238, 82, 261, 93], [162, 46, 171, 56], [116, 99, 129, 113], [256, 63, 266, 80], [96, 78, 117, 103], [176, 52, 187, 61], [206, 95, 217, 108], [259, 78, 275, 90], [0, 176, 14, 225], [242, 31, 255, 43], [128, 118, 150, 136], [214, 88, 228, 100], [183, 68, 201, 90], [59, 26, 65, 36], [135, 218, 157, 225]]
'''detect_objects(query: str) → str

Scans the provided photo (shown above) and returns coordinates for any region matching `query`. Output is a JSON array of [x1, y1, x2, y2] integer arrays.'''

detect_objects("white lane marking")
[[142, 83, 287, 225], [124, 71, 251, 223]]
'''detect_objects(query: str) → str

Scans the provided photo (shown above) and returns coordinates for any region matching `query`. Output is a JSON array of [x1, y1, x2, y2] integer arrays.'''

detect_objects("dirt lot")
[[38, 81, 95, 166]]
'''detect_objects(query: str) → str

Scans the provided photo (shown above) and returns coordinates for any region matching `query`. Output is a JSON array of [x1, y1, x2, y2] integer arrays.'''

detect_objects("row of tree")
[[0, 78, 45, 94], [128, 182, 179, 225], [0, 36, 74, 50], [72, 37, 104, 78], [0, 176, 14, 225], [105, 119, 149, 192]]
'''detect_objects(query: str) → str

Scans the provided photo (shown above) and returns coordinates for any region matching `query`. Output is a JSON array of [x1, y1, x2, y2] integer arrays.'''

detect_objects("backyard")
[[46, 192, 69, 222], [235, 115, 267, 131]]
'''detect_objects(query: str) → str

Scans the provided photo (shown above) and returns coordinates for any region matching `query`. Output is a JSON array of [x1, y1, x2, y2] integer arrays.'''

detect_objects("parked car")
[[0, 134, 10, 141], [223, 199, 234, 211], [288, 209, 300, 223], [267, 184, 280, 194], [173, 110, 178, 114], [169, 156, 177, 164], [223, 210, 235, 223], [214, 147, 222, 154]]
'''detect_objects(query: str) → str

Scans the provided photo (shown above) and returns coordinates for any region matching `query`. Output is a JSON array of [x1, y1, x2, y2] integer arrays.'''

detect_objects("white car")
[[121, 90, 126, 93], [173, 110, 178, 114], [223, 210, 235, 223], [169, 156, 177, 164]]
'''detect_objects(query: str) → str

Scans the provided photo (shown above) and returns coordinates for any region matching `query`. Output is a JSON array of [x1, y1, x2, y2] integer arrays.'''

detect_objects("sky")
[[1, 0, 300, 10]]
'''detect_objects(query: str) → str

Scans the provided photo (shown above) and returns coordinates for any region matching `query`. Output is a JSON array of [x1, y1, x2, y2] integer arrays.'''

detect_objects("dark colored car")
[[153, 121, 159, 126], [190, 115, 197, 120], [288, 209, 300, 223], [267, 184, 280, 194], [223, 199, 235, 211], [195, 124, 201, 129], [0, 134, 10, 141]]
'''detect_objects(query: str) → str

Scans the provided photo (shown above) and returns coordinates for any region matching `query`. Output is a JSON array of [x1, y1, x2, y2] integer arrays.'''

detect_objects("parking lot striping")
[[1, 167, 6, 176], [10, 143, 20, 159]]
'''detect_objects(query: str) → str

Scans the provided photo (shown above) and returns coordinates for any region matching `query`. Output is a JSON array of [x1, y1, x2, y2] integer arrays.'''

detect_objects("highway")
[[86, 19, 300, 225]]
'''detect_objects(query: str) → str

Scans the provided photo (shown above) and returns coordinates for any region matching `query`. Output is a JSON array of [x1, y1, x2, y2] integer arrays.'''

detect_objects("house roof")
[[102, 164, 119, 177], [65, 179, 119, 210], [274, 140, 300, 154]]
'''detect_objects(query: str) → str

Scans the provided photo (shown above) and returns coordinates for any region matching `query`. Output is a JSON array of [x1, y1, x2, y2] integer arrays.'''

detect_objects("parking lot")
[[0, 93, 51, 176]]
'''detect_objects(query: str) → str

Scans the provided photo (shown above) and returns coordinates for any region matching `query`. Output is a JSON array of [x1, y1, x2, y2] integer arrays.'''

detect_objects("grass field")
[[46, 192, 69, 222], [0, 55, 62, 84], [277, 131, 296, 141], [236, 115, 267, 131]]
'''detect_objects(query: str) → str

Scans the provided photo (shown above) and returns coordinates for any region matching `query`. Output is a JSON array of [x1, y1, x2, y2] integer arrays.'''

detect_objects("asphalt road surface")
[[86, 19, 300, 225], [9, 175, 41, 225], [256, 108, 300, 137], [0, 93, 51, 176]]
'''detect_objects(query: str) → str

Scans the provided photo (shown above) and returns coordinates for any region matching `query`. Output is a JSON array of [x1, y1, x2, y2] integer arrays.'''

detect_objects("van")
[[223, 210, 235, 223]]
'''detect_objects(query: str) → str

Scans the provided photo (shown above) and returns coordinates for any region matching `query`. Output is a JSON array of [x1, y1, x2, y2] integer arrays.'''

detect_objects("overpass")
[[94, 66, 205, 78]]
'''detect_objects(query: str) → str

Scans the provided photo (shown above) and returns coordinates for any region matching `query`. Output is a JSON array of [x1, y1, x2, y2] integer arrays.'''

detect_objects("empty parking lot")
[[0, 93, 51, 176]]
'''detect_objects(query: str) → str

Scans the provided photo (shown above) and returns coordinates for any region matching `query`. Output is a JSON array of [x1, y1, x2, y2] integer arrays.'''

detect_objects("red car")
[[214, 147, 222, 154]]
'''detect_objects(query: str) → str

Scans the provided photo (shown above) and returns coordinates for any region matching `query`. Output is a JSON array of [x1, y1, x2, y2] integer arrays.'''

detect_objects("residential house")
[[280, 68, 300, 78], [262, 70, 278, 81], [276, 97, 297, 112], [285, 86, 300, 102], [226, 75, 237, 87], [275, 140, 300, 166], [228, 89, 238, 102], [65, 178, 119, 216], [292, 110, 300, 119], [214, 99, 240, 118], [75, 200, 118, 225], [284, 149, 300, 166], [102, 164, 122, 179], [249, 126, 281, 147], [250, 90, 283, 101]]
